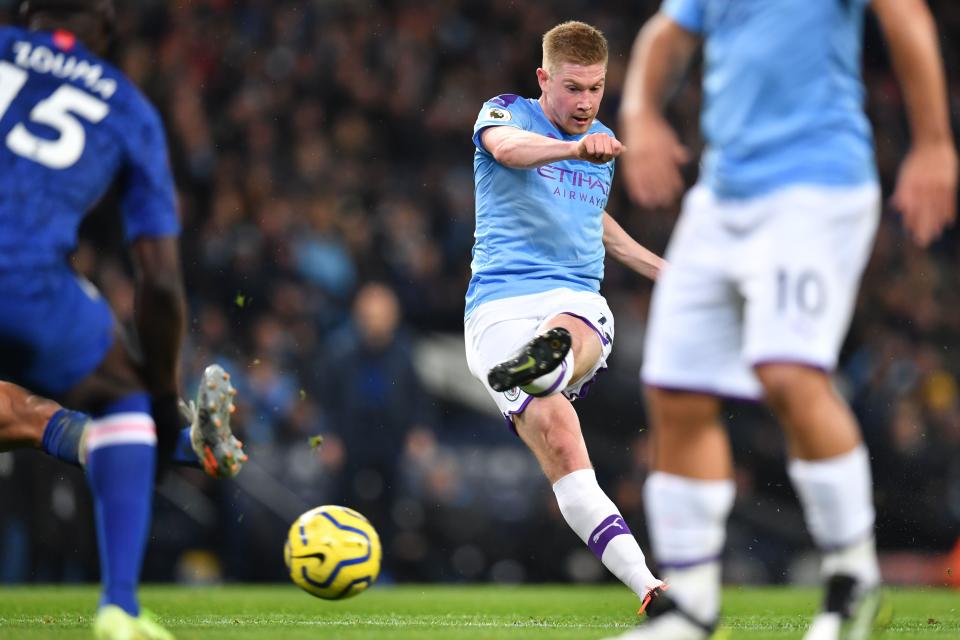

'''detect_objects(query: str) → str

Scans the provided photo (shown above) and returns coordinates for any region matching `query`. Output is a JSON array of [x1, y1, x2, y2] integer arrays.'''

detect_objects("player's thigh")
[[60, 331, 145, 412], [0, 271, 121, 399], [742, 184, 880, 370]]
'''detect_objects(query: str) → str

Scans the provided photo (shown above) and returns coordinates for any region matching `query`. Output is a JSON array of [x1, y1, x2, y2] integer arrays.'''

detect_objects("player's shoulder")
[[88, 59, 164, 141], [88, 53, 158, 120], [479, 94, 535, 118], [0, 24, 33, 55], [0, 24, 26, 46], [484, 94, 526, 109]]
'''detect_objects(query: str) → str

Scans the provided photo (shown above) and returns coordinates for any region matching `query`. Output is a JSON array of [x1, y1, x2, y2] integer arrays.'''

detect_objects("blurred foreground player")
[[613, 0, 957, 638], [465, 21, 666, 611], [0, 1, 244, 637]]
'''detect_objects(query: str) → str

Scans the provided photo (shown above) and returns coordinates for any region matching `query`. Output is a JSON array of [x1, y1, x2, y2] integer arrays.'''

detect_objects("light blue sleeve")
[[661, 0, 706, 34], [472, 94, 531, 151]]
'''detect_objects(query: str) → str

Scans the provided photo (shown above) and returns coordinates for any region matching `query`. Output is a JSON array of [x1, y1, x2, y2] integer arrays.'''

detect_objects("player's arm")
[[131, 235, 186, 396], [481, 125, 624, 169], [872, 0, 957, 247], [619, 13, 700, 208], [602, 212, 666, 281]]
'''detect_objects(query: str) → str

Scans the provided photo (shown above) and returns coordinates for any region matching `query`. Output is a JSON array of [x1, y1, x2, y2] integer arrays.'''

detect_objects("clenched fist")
[[575, 132, 624, 164]]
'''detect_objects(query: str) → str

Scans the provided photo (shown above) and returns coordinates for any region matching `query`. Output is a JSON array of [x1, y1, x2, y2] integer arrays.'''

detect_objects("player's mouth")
[[572, 115, 592, 127]]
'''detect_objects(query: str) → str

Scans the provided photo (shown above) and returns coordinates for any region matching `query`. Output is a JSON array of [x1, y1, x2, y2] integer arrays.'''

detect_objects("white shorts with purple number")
[[464, 288, 614, 422], [643, 182, 880, 400]]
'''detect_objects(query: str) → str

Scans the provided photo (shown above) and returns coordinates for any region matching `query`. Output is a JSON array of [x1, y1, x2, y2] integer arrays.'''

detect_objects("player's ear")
[[536, 67, 550, 91]]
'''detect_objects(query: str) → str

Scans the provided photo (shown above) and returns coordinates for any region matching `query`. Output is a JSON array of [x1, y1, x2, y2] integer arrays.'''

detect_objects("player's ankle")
[[661, 562, 722, 626], [822, 535, 880, 589], [40, 408, 89, 467]]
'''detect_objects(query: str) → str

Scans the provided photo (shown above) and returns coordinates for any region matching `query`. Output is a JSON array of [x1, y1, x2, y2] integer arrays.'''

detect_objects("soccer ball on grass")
[[284, 505, 382, 600]]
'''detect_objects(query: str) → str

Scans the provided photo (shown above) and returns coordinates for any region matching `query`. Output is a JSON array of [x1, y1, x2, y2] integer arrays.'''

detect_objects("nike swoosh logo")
[[508, 356, 536, 374]]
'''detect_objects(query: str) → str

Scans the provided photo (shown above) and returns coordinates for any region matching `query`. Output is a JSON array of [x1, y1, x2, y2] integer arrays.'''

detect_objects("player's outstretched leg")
[[487, 327, 572, 394], [178, 364, 246, 478], [0, 370, 246, 477], [514, 394, 662, 610], [94, 605, 175, 640]]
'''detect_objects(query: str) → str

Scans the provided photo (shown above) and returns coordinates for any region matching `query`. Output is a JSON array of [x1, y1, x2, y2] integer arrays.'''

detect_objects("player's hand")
[[621, 113, 689, 208], [575, 132, 624, 164], [893, 142, 958, 247]]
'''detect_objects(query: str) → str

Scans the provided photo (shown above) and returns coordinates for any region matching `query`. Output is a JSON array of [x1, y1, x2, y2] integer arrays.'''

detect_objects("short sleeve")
[[472, 94, 531, 151], [661, 0, 706, 34], [119, 96, 180, 241]]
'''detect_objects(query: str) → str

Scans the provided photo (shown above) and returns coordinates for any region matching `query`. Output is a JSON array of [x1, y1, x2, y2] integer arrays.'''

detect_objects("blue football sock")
[[40, 408, 89, 466], [85, 392, 156, 616], [172, 426, 200, 468]]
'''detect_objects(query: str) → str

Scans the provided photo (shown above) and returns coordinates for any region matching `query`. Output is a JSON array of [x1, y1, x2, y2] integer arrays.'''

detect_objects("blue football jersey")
[[0, 26, 178, 271], [467, 95, 615, 318], [662, 0, 876, 198]]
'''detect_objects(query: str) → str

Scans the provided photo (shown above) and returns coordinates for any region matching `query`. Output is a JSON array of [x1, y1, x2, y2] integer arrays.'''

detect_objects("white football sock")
[[553, 469, 661, 599], [788, 444, 880, 587], [644, 472, 735, 623], [521, 348, 575, 397]]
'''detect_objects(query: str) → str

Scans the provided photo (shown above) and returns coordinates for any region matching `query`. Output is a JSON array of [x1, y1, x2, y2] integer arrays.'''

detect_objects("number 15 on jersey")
[[0, 60, 109, 170]]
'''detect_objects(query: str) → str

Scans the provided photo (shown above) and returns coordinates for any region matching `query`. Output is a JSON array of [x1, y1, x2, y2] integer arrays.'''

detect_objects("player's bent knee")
[[543, 314, 602, 371]]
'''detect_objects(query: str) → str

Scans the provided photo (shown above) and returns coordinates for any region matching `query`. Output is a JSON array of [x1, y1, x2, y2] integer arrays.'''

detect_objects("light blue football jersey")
[[663, 0, 877, 198], [466, 95, 615, 318]]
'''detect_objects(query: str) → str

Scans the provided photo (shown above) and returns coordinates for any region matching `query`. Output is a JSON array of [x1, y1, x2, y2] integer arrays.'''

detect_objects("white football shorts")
[[465, 288, 615, 422], [642, 182, 881, 400]]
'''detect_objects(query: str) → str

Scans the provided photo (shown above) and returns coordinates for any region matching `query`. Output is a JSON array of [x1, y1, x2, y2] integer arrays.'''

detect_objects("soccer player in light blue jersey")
[[464, 21, 667, 612], [612, 1, 957, 639]]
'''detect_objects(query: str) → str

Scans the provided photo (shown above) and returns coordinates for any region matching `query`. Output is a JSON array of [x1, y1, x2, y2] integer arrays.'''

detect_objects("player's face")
[[537, 61, 606, 136]]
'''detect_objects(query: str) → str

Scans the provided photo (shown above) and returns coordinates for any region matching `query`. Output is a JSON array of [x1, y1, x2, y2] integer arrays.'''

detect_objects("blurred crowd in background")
[[1, 0, 959, 589]]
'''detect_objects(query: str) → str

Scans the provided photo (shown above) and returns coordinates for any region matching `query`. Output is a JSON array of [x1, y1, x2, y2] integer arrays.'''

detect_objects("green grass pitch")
[[0, 585, 956, 639]]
